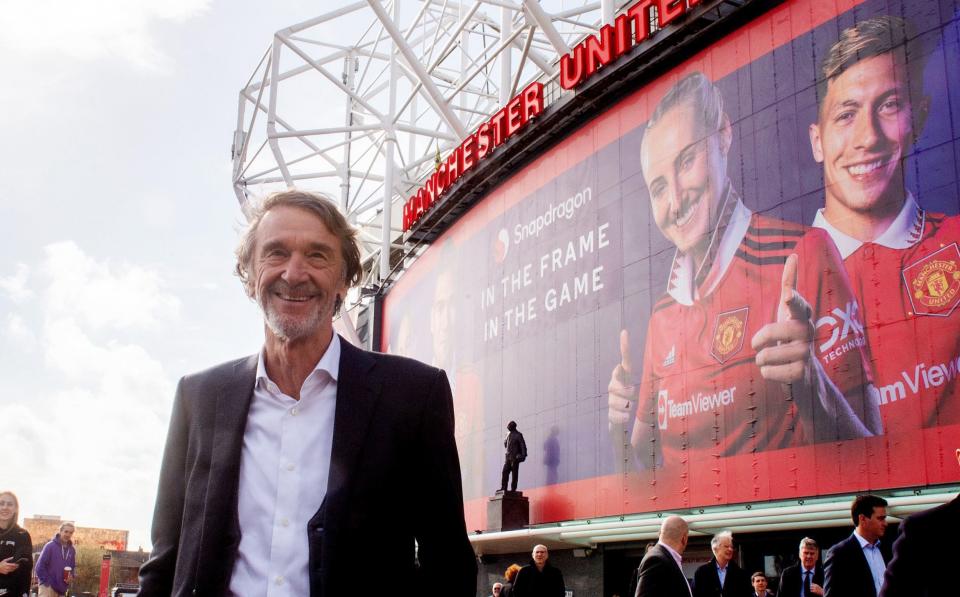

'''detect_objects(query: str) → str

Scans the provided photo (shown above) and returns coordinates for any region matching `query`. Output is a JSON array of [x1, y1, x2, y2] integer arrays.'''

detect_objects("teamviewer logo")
[[657, 390, 669, 430]]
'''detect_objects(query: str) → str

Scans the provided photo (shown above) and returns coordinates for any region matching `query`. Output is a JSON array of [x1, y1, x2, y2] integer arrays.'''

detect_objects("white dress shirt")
[[853, 530, 886, 596], [229, 335, 340, 597]]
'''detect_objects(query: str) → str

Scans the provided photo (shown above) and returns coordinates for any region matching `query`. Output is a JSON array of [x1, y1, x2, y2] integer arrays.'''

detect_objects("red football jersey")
[[837, 211, 960, 432], [635, 206, 873, 473]]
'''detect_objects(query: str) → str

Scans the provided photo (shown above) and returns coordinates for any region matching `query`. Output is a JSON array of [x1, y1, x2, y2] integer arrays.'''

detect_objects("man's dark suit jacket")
[[879, 495, 958, 597], [823, 533, 890, 597], [138, 338, 477, 596], [778, 562, 823, 597], [692, 558, 752, 597], [634, 544, 690, 597]]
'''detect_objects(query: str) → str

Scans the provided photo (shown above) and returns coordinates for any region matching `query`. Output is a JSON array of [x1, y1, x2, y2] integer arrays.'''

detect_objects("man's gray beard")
[[261, 298, 328, 342]]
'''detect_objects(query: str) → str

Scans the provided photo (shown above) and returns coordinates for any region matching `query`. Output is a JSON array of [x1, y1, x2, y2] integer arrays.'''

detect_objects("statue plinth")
[[487, 490, 529, 532]]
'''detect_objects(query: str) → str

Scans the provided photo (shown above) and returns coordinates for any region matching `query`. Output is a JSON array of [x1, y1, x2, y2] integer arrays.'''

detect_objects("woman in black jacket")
[[0, 491, 33, 597]]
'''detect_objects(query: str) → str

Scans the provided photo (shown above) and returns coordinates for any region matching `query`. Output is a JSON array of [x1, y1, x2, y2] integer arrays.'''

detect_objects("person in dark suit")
[[824, 495, 890, 597], [692, 531, 752, 597], [513, 545, 565, 597], [634, 515, 691, 597], [778, 537, 824, 597], [138, 190, 477, 597], [879, 448, 960, 597]]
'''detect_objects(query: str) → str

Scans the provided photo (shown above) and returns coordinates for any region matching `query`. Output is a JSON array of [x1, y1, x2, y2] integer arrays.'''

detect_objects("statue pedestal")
[[487, 490, 529, 532]]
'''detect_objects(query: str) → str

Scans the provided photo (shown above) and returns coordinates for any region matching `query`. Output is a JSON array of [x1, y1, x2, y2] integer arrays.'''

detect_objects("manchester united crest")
[[902, 243, 960, 317], [711, 307, 749, 363]]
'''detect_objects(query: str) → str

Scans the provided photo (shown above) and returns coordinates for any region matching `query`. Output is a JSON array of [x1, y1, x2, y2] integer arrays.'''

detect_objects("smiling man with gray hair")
[[139, 189, 476, 596], [693, 531, 752, 597]]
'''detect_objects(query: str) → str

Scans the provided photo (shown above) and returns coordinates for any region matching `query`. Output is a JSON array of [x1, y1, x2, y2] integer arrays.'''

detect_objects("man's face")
[[60, 526, 75, 543], [752, 576, 768, 594], [859, 506, 888, 542], [809, 53, 927, 222], [532, 545, 548, 566], [253, 205, 347, 343], [800, 546, 819, 570], [430, 271, 455, 366], [493, 583, 503, 596], [641, 101, 730, 256], [713, 536, 734, 566]]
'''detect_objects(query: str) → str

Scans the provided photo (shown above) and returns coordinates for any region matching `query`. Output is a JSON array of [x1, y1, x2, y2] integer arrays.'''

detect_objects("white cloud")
[[0, 0, 212, 72], [2, 241, 182, 548], [0, 263, 32, 302], [5, 313, 38, 351], [42, 240, 181, 331]]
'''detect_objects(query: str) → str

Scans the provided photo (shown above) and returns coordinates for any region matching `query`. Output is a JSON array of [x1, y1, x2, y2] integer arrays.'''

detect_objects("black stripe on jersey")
[[748, 225, 807, 237], [718, 354, 757, 374], [735, 249, 789, 266], [652, 295, 676, 314], [741, 236, 799, 251]]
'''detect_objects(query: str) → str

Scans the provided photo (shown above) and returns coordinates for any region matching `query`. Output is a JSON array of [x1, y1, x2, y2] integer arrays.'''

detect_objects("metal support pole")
[[381, 1, 398, 281], [601, 0, 615, 26], [341, 52, 356, 214], [500, 5, 512, 105]]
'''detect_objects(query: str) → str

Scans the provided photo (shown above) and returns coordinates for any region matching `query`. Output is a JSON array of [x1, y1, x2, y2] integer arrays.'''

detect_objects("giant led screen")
[[382, 0, 960, 531]]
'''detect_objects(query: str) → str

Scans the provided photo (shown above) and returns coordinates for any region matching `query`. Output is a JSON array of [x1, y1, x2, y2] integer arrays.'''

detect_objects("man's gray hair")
[[799, 537, 819, 551], [234, 189, 363, 311], [711, 530, 733, 550]]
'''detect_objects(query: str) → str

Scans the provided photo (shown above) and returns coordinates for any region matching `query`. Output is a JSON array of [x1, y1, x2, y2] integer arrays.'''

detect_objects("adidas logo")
[[662, 345, 676, 367]]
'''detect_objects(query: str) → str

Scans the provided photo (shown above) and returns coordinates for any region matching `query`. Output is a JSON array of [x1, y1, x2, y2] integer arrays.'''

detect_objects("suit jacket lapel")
[[210, 355, 258, 541], [326, 338, 381, 505]]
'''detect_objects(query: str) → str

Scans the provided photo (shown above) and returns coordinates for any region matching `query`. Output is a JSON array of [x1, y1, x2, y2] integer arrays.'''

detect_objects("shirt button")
[[275, 576, 284, 585], [291, 407, 299, 416], [286, 463, 295, 471], [281, 518, 290, 527]]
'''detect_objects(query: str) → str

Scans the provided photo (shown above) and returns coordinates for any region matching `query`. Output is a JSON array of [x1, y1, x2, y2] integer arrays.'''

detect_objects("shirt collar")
[[812, 192, 924, 259], [853, 529, 879, 549], [256, 333, 341, 387], [667, 186, 752, 306], [659, 541, 683, 566]]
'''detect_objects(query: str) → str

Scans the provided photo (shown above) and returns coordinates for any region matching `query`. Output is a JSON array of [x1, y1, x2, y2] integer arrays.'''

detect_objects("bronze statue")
[[500, 421, 527, 492]]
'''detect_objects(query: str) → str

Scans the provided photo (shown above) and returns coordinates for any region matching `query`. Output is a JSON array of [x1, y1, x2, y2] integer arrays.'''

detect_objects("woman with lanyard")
[[0, 491, 33, 597]]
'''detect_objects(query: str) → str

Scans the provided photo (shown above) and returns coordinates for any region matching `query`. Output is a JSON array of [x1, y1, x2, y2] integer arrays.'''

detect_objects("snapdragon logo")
[[658, 386, 737, 430], [514, 187, 592, 244]]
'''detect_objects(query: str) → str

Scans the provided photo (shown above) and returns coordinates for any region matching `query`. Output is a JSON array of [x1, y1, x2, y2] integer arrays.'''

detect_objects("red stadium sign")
[[560, 0, 699, 89], [402, 82, 544, 231]]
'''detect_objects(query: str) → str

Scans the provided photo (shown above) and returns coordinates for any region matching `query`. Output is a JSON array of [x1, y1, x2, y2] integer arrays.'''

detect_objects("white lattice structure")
[[232, 0, 626, 290]]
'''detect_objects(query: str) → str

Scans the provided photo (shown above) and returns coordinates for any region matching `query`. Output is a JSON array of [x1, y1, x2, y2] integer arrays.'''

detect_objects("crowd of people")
[[630, 476, 957, 597], [481, 455, 957, 597]]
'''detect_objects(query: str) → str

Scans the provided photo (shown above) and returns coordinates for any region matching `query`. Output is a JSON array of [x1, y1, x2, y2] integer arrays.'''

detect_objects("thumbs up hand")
[[751, 254, 816, 384], [608, 329, 638, 425]]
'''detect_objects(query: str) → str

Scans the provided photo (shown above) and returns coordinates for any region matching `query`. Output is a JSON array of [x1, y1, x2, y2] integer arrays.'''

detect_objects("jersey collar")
[[812, 193, 925, 259], [667, 185, 752, 306]]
